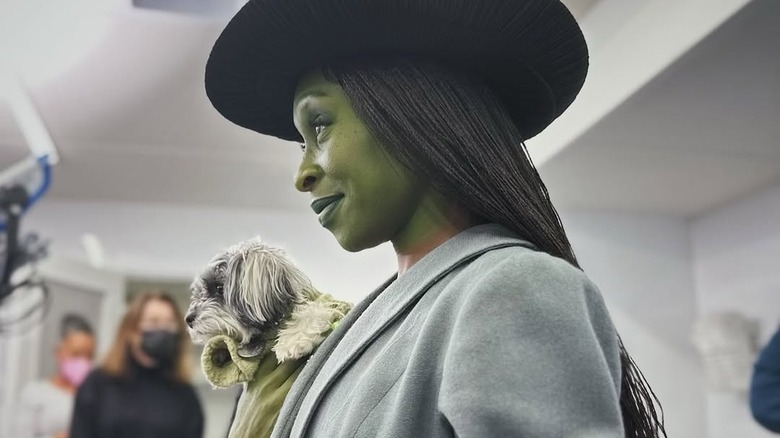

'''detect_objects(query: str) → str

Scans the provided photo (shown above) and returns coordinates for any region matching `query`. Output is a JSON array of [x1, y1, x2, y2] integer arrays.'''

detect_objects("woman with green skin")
[[204, 0, 666, 437], [293, 70, 472, 260]]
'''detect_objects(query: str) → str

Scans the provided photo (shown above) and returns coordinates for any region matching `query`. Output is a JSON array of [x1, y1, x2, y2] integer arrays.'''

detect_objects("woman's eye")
[[314, 124, 326, 137]]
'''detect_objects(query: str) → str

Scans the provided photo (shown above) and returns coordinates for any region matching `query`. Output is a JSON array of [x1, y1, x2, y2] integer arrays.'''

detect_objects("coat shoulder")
[[453, 245, 593, 299]]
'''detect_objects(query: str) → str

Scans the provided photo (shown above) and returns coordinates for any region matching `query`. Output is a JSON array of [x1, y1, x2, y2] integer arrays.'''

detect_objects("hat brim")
[[205, 0, 588, 142]]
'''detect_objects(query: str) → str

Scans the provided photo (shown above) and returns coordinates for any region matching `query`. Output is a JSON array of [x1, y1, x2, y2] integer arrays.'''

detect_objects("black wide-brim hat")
[[205, 0, 588, 142]]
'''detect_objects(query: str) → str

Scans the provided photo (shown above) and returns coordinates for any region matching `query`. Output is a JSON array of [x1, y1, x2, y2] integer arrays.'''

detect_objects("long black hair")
[[323, 57, 666, 437]]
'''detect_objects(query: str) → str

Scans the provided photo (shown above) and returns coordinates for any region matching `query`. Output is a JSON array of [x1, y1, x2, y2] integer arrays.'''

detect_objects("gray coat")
[[272, 224, 624, 438]]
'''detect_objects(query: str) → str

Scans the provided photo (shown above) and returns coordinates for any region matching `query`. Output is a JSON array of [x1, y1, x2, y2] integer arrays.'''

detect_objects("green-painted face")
[[292, 70, 427, 252]]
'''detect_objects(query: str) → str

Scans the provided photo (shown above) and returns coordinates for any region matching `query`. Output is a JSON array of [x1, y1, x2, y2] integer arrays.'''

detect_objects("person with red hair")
[[70, 291, 203, 438]]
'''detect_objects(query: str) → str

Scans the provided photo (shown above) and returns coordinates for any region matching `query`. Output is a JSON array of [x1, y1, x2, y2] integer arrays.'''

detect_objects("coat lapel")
[[274, 224, 535, 438], [270, 275, 395, 438]]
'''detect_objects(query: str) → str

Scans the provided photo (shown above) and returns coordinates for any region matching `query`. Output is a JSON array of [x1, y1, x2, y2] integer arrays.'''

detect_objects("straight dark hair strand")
[[323, 57, 666, 438]]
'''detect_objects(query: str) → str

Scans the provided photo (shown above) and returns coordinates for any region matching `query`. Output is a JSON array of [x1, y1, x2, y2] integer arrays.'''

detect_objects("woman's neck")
[[130, 343, 158, 369], [392, 198, 479, 276], [395, 229, 462, 276], [50, 375, 75, 394]]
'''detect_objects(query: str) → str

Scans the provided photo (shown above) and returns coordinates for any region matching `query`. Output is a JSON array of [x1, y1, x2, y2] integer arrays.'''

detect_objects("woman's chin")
[[335, 237, 367, 253], [333, 230, 385, 253]]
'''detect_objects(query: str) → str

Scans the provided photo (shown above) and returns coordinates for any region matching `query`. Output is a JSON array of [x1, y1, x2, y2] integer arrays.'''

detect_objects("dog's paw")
[[274, 301, 338, 362]]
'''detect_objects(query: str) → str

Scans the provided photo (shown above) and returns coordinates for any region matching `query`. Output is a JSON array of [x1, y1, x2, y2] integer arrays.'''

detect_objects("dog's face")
[[185, 238, 310, 357]]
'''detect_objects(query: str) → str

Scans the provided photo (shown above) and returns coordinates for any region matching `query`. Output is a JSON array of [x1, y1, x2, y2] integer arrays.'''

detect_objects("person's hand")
[[53, 432, 67, 438], [228, 353, 307, 438]]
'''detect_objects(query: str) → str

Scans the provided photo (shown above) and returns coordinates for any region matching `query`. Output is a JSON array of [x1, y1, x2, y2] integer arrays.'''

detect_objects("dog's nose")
[[185, 313, 196, 328]]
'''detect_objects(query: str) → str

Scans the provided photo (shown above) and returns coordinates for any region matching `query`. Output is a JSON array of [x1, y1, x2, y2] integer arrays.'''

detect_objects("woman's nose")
[[295, 160, 320, 192]]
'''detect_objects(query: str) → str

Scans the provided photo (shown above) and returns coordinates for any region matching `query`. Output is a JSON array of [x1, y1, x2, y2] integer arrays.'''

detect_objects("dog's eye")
[[208, 281, 224, 297]]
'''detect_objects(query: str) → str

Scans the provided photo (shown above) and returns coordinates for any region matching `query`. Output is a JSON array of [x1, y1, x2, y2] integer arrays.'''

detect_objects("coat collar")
[[272, 223, 535, 438]]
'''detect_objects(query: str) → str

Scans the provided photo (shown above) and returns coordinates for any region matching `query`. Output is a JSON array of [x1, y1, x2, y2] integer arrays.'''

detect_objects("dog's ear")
[[225, 240, 311, 326]]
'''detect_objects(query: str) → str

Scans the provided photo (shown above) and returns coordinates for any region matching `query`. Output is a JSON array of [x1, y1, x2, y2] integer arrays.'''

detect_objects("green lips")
[[310, 194, 344, 215]]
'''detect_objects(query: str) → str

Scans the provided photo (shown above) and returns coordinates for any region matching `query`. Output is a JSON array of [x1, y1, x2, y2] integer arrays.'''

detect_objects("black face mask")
[[140, 330, 180, 366]]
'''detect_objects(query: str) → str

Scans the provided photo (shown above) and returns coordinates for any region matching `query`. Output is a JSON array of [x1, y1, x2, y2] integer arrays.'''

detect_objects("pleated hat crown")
[[205, 0, 588, 142]]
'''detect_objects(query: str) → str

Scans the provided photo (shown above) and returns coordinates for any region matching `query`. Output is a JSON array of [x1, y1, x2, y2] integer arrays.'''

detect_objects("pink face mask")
[[60, 357, 92, 387]]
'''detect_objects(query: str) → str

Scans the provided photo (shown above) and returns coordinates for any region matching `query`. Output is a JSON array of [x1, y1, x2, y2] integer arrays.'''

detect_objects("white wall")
[[197, 386, 241, 438], [24, 200, 396, 303], [22, 200, 708, 436], [691, 181, 780, 438], [561, 210, 705, 438]]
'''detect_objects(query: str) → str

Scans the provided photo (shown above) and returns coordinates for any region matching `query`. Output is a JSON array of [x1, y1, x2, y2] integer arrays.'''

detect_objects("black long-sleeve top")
[[751, 328, 780, 433], [70, 361, 203, 438]]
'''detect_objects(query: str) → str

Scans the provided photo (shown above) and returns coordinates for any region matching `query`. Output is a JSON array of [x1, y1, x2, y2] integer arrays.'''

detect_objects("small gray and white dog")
[[186, 237, 351, 363]]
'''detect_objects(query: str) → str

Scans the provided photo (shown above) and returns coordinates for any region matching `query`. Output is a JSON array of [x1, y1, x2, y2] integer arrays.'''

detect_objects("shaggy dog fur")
[[186, 237, 351, 363]]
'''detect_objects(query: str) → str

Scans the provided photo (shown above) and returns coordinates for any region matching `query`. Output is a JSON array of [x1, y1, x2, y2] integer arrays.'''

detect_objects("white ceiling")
[[0, 8, 305, 210], [2, 0, 776, 219], [540, 0, 780, 218]]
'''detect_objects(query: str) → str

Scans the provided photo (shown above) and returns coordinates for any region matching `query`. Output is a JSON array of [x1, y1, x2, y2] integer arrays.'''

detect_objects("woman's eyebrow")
[[294, 90, 330, 127], [300, 89, 328, 99], [295, 89, 329, 109]]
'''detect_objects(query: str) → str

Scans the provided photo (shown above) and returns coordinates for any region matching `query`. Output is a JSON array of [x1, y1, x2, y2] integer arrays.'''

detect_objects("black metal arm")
[[0, 185, 29, 303]]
